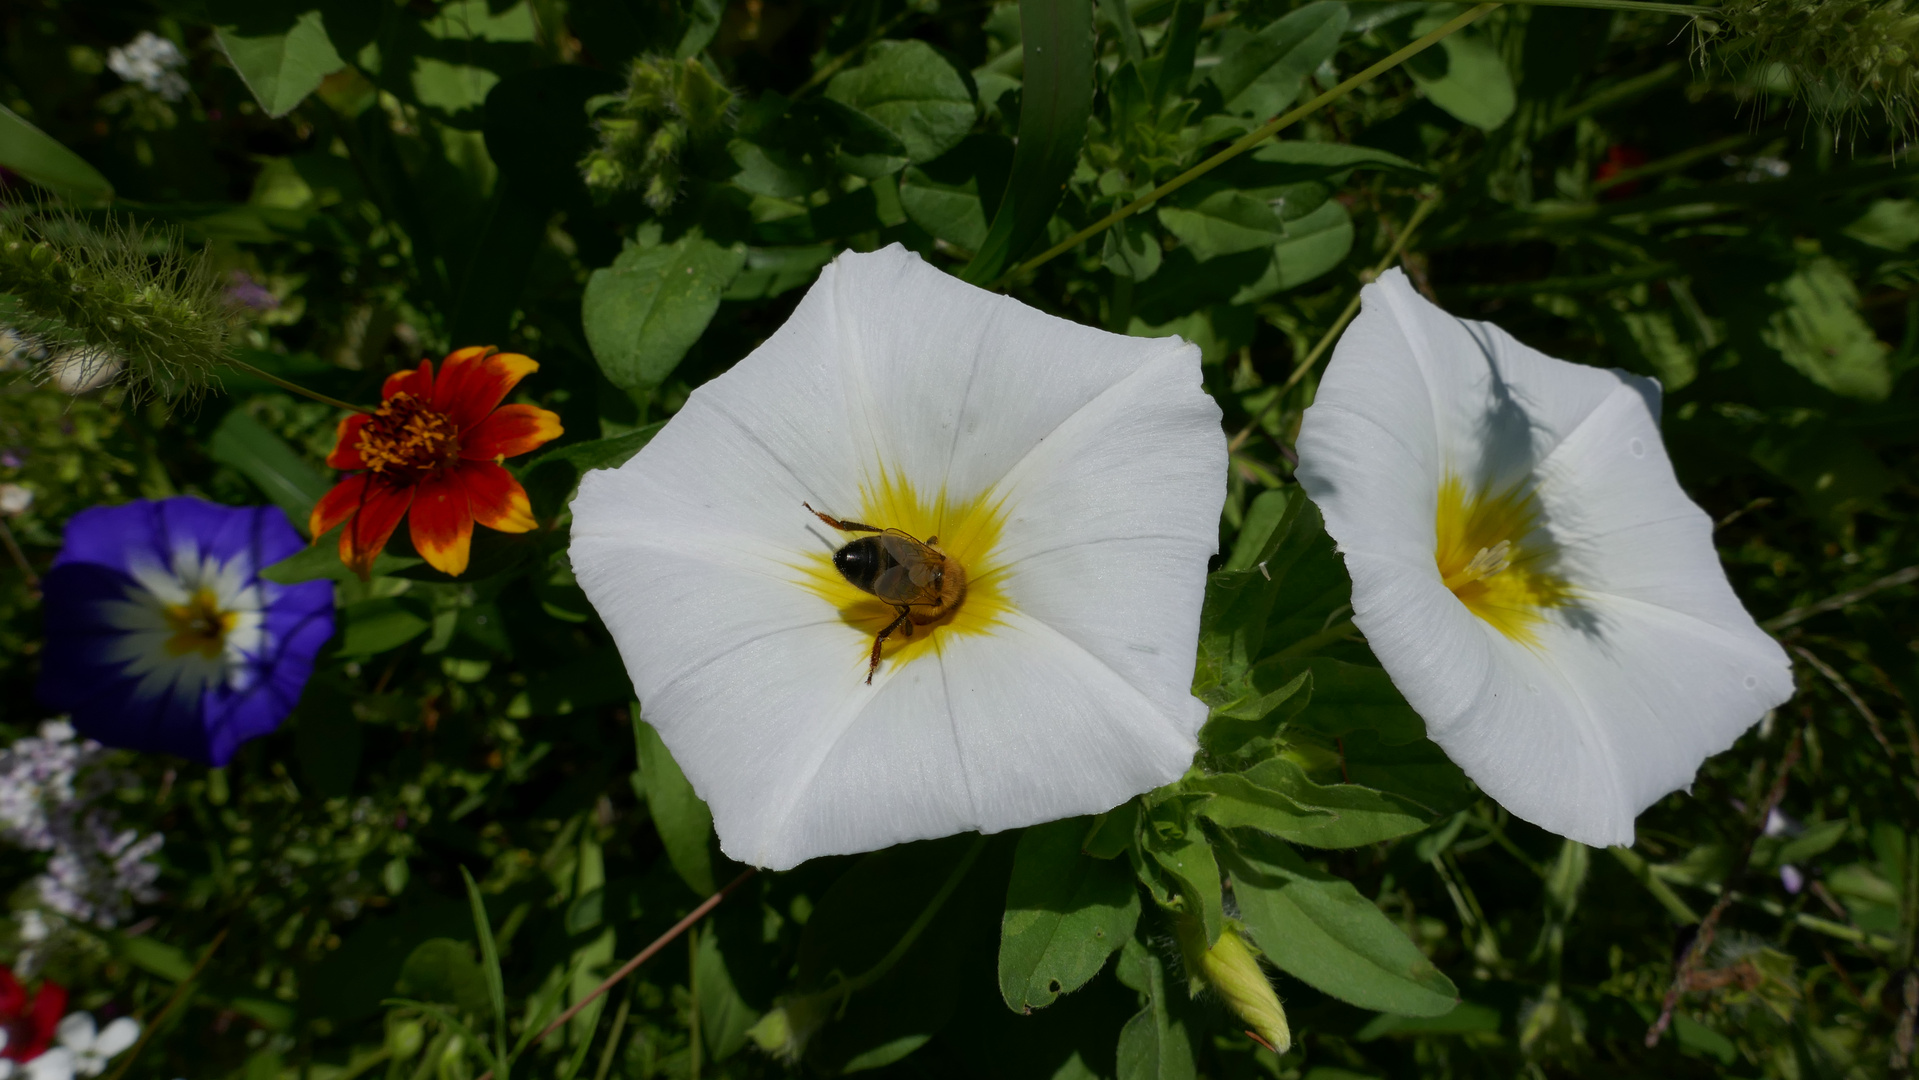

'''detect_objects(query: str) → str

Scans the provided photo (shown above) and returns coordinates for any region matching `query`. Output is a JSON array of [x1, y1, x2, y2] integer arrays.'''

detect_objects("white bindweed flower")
[[1295, 269, 1793, 847], [53, 1013, 139, 1077], [572, 245, 1225, 870]]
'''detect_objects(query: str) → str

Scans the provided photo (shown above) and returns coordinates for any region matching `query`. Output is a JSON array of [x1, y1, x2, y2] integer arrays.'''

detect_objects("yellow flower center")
[[794, 469, 1014, 675], [163, 587, 237, 659], [1433, 473, 1571, 646], [357, 392, 459, 477]]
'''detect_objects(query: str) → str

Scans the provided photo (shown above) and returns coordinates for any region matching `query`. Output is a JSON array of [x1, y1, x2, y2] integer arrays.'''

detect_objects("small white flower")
[[53, 1014, 140, 1077], [105, 32, 188, 102], [0, 484, 33, 515], [572, 245, 1226, 869], [1296, 269, 1793, 847]]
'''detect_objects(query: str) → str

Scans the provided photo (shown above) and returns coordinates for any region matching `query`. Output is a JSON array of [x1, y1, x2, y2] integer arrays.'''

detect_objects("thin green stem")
[[225, 357, 372, 414], [104, 927, 230, 1080], [1228, 193, 1441, 453], [1005, 3, 1500, 282], [841, 835, 988, 994]]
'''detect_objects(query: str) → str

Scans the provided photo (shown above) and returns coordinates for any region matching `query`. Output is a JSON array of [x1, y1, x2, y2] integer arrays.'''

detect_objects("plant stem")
[[103, 927, 230, 1080], [225, 356, 373, 414], [1004, 3, 1500, 282], [837, 836, 987, 995], [1763, 564, 1919, 631], [1227, 193, 1441, 453], [473, 868, 756, 1080], [0, 515, 37, 590]]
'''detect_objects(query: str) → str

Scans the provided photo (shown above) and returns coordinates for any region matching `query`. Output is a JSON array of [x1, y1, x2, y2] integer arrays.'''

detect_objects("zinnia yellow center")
[[794, 469, 1013, 674], [1433, 473, 1569, 646], [358, 392, 458, 476], [163, 587, 236, 659]]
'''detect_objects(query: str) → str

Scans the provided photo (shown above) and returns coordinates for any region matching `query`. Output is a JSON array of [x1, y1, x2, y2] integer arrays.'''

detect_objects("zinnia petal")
[[456, 461, 537, 533], [382, 359, 433, 401], [339, 479, 413, 577], [1295, 269, 1793, 847], [310, 473, 368, 539], [409, 469, 476, 576], [326, 413, 370, 470], [434, 346, 541, 431], [459, 404, 563, 461], [571, 245, 1225, 869]]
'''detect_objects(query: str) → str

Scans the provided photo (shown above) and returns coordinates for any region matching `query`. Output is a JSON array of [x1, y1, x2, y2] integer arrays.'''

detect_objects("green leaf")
[[1227, 757, 1435, 848], [1186, 768, 1331, 842], [825, 40, 977, 164], [522, 423, 666, 518], [900, 163, 994, 252], [1778, 818, 1848, 866], [1000, 818, 1142, 1012], [1209, 2, 1349, 119], [217, 10, 347, 119], [1158, 191, 1288, 260], [1407, 16, 1514, 130], [1843, 198, 1919, 251], [207, 409, 330, 530], [962, 0, 1095, 282], [723, 245, 836, 301], [1764, 256, 1892, 400], [396, 939, 494, 1018], [1102, 215, 1163, 280], [1143, 814, 1223, 944], [459, 866, 509, 1058], [1233, 199, 1354, 302], [1115, 938, 1196, 1080], [1225, 836, 1459, 1016], [697, 926, 762, 1061], [0, 104, 112, 206], [1265, 658, 1426, 744], [632, 709, 717, 895], [338, 598, 430, 656], [582, 233, 747, 391]]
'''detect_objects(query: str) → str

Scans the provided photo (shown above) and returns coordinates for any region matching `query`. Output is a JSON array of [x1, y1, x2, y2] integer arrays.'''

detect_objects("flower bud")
[[746, 988, 839, 1063], [1173, 916, 1291, 1055]]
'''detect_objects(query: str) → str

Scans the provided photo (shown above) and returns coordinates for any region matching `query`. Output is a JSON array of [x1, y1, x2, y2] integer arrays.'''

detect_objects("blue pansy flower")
[[36, 498, 335, 765]]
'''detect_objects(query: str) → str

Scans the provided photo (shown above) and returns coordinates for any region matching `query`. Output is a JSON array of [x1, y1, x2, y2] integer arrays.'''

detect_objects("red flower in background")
[[312, 347, 563, 578], [1595, 144, 1649, 199], [0, 967, 66, 1063]]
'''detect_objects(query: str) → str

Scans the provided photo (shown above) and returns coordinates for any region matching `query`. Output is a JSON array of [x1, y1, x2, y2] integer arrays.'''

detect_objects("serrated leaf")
[[583, 233, 747, 390], [1226, 836, 1459, 1016], [1000, 818, 1141, 1012], [218, 10, 346, 119]]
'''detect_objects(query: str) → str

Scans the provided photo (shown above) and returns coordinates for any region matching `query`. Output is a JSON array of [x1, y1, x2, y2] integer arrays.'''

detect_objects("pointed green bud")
[[1173, 916, 1291, 1055], [746, 988, 839, 1063]]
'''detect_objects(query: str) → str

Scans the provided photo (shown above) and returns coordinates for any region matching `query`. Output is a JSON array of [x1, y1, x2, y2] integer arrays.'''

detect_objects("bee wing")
[[872, 565, 915, 600], [877, 533, 940, 601]]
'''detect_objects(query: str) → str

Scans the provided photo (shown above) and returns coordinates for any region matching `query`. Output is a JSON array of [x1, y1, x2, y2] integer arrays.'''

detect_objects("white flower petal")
[[55, 1013, 96, 1052], [90, 1019, 139, 1060], [1297, 269, 1792, 845], [25, 1048, 74, 1080], [573, 245, 1223, 868]]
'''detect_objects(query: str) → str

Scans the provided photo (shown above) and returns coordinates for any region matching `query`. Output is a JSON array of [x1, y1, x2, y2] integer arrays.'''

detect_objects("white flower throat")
[[100, 544, 266, 700]]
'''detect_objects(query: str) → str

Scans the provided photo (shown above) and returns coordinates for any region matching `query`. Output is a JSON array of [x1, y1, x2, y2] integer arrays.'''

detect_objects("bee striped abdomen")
[[832, 537, 892, 595]]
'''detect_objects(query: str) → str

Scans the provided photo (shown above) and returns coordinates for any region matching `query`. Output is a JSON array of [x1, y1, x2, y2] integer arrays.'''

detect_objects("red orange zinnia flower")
[[312, 347, 562, 578]]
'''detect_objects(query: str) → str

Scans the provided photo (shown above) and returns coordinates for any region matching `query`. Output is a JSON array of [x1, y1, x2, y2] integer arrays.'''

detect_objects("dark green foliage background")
[[0, 0, 1915, 1076]]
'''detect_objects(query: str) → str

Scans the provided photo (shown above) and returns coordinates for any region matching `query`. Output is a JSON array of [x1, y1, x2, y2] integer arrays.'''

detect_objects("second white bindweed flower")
[[1296, 269, 1793, 847], [572, 245, 1226, 869]]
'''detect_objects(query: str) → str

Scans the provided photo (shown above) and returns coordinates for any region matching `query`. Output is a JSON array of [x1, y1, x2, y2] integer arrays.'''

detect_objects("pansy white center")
[[98, 543, 266, 704]]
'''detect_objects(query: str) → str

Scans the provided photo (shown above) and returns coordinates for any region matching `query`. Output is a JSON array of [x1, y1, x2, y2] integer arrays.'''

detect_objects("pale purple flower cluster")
[[0, 724, 161, 929]]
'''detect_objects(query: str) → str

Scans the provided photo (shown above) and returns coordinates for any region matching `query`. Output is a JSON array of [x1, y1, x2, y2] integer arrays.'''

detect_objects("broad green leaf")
[[963, 0, 1095, 281], [1235, 757, 1435, 848], [1407, 17, 1514, 130], [723, 245, 836, 301], [697, 926, 762, 1060], [1252, 140, 1425, 175], [1209, 2, 1349, 119], [1226, 837, 1458, 1016], [1115, 938, 1196, 1080], [825, 40, 976, 164], [1224, 488, 1292, 572], [396, 939, 493, 1018], [525, 424, 665, 477], [208, 409, 330, 529], [339, 598, 430, 656], [1264, 658, 1426, 744], [1158, 191, 1287, 260], [1187, 769, 1331, 842], [900, 167, 991, 251], [1144, 818, 1223, 944], [582, 233, 747, 390], [1843, 198, 1919, 251], [1764, 256, 1891, 400], [1197, 667, 1311, 769], [1102, 215, 1163, 280], [0, 104, 112, 206], [1232, 199, 1354, 303], [1000, 818, 1141, 1012], [218, 11, 347, 119], [632, 710, 717, 895]]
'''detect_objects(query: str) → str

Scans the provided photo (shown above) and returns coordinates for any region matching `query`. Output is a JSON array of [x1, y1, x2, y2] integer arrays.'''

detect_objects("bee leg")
[[866, 606, 913, 684], [805, 502, 884, 534]]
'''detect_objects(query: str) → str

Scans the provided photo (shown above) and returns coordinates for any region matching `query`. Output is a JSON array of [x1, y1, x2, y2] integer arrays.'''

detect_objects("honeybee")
[[805, 503, 967, 684]]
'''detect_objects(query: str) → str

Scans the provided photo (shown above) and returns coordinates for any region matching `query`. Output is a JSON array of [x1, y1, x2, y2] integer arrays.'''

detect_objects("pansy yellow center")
[[1433, 473, 1570, 646], [163, 587, 238, 660], [795, 469, 1013, 675], [357, 392, 459, 477]]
